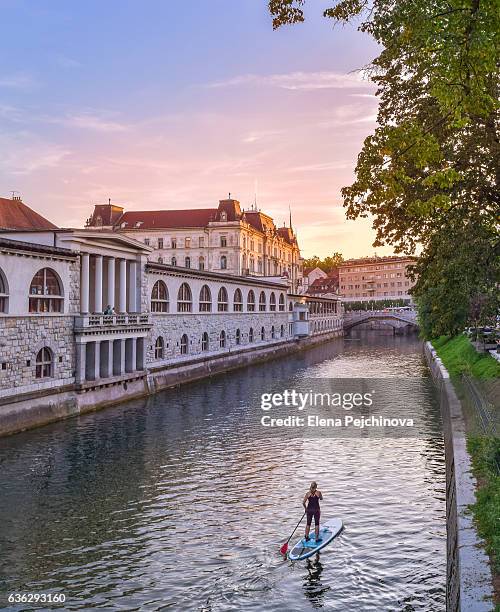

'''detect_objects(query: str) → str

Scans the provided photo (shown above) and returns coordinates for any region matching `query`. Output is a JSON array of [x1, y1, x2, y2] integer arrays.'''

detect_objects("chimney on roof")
[[11, 191, 21, 201]]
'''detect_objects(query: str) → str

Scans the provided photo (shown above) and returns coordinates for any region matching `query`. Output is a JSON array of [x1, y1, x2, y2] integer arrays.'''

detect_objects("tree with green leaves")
[[303, 252, 343, 273], [269, 0, 499, 337]]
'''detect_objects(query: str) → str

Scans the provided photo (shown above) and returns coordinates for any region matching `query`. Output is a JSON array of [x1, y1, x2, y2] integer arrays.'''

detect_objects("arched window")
[[151, 280, 169, 312], [180, 334, 189, 354], [35, 347, 53, 378], [260, 326, 265, 341], [233, 288, 243, 312], [271, 325, 275, 339], [201, 331, 209, 351], [171, 256, 177, 266], [249, 327, 254, 343], [199, 256, 205, 271], [219, 330, 226, 348], [218, 287, 228, 312], [199, 285, 212, 312], [235, 328, 241, 345], [0, 269, 8, 313], [220, 255, 227, 270], [155, 336, 164, 359], [259, 291, 266, 312], [269, 292, 276, 311], [280, 324, 285, 337], [29, 268, 63, 313], [247, 290, 255, 312], [177, 283, 192, 312], [185, 256, 191, 268], [158, 256, 163, 264], [279, 293, 285, 312]]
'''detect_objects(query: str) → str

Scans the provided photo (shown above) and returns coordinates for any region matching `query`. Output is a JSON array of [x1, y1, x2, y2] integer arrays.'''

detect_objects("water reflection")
[[303, 555, 330, 608], [0, 334, 446, 611]]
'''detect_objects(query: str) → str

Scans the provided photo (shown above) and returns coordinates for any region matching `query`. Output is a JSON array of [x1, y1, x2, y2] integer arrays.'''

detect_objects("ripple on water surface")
[[0, 335, 446, 611]]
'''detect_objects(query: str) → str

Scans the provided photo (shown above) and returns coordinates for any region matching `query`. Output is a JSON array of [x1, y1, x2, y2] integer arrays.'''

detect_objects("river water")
[[0, 334, 446, 611]]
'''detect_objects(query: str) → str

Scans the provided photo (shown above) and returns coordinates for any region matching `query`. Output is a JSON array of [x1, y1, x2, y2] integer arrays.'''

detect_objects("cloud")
[[286, 161, 353, 173], [0, 73, 37, 90], [50, 112, 129, 133], [242, 129, 282, 144], [2, 144, 71, 175], [206, 71, 373, 91], [54, 55, 82, 69], [350, 93, 378, 99]]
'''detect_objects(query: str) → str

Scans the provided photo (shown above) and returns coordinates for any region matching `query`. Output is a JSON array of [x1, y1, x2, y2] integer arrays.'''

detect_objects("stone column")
[[119, 259, 127, 312], [128, 261, 137, 313], [81, 253, 90, 314], [136, 337, 145, 370], [94, 255, 103, 313], [75, 342, 86, 383], [93, 340, 101, 381], [107, 257, 115, 311], [120, 339, 126, 374], [100, 340, 113, 378], [125, 338, 137, 373]]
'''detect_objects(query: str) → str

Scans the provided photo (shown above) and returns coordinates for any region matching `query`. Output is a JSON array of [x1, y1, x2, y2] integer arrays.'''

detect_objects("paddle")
[[280, 511, 306, 555]]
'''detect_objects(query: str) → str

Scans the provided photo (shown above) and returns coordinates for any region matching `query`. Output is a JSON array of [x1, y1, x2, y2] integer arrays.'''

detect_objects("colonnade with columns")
[[76, 337, 146, 383], [80, 253, 138, 314]]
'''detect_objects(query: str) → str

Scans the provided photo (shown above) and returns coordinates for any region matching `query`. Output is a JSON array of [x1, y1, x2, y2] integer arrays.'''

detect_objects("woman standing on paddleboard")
[[303, 481, 323, 541]]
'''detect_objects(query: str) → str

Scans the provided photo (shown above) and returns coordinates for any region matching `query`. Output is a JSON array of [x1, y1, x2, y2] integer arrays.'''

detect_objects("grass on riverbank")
[[467, 435, 500, 577], [432, 335, 500, 378], [433, 334, 499, 604]]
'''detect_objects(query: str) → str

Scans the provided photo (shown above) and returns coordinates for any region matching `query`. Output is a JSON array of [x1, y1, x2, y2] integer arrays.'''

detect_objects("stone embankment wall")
[[424, 342, 494, 612], [0, 328, 342, 437]]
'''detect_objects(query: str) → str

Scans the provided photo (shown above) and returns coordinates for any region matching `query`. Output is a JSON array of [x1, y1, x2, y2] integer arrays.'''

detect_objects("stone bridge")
[[343, 310, 419, 333]]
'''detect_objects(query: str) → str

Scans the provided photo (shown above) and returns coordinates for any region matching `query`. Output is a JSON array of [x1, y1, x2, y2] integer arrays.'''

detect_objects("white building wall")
[[0, 249, 78, 396], [146, 269, 290, 365]]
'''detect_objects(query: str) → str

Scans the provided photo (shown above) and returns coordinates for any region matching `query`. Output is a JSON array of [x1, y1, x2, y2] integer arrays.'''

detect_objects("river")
[[0, 333, 446, 611]]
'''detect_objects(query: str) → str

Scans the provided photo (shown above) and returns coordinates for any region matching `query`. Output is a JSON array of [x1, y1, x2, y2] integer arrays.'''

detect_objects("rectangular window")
[[171, 238, 177, 249], [158, 238, 163, 249], [185, 237, 191, 248], [199, 236, 204, 247], [144, 238, 150, 246], [220, 236, 227, 247]]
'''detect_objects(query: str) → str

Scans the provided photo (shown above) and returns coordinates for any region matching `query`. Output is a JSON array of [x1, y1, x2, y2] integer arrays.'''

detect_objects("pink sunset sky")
[[0, 1, 392, 260]]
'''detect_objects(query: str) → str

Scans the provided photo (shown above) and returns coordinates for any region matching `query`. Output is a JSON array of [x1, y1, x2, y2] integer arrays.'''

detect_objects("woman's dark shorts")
[[306, 510, 320, 527]]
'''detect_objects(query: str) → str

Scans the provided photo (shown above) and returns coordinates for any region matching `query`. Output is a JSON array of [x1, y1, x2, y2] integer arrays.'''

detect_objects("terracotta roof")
[[87, 204, 124, 227], [308, 275, 339, 297], [277, 226, 296, 244], [0, 197, 57, 230], [216, 199, 242, 222], [243, 210, 291, 238], [339, 255, 415, 266], [115, 208, 218, 230], [242, 211, 265, 233]]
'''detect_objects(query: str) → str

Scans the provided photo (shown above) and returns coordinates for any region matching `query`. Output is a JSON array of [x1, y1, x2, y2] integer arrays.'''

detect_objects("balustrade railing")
[[76, 313, 151, 328]]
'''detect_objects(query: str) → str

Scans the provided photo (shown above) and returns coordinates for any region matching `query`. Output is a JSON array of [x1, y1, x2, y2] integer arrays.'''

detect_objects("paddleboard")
[[288, 518, 343, 561]]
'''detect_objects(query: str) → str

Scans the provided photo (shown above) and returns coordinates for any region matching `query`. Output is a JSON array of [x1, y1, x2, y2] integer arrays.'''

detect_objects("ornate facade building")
[[85, 197, 302, 292], [0, 195, 341, 437]]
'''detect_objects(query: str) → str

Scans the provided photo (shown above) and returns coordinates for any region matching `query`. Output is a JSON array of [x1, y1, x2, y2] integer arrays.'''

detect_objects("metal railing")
[[462, 374, 500, 474]]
